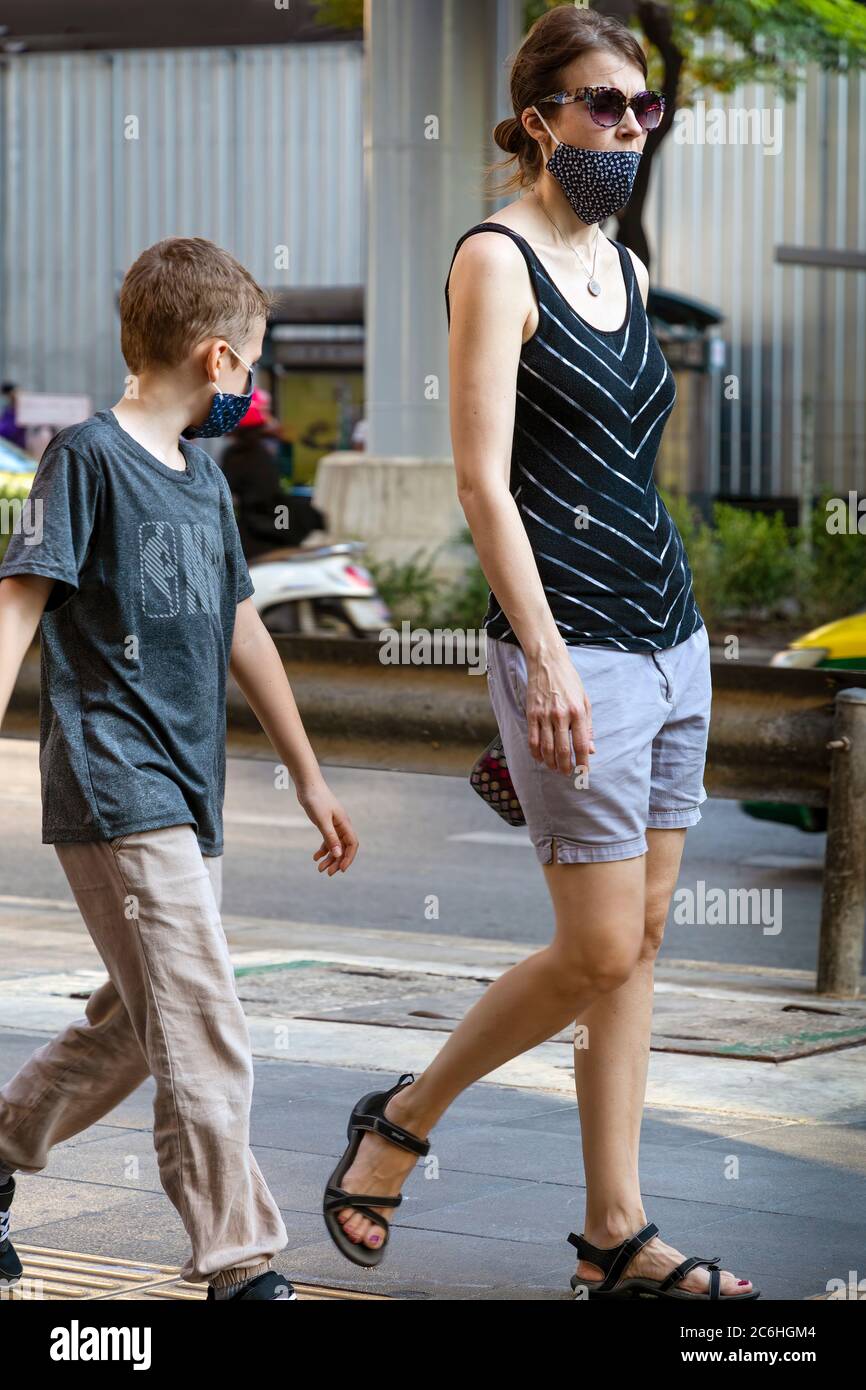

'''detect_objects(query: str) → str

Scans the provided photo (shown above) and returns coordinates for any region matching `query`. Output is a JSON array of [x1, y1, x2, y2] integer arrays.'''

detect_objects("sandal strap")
[[326, 1199, 391, 1237], [566, 1221, 659, 1290], [324, 1184, 402, 1214], [658, 1254, 721, 1293], [351, 1110, 430, 1157]]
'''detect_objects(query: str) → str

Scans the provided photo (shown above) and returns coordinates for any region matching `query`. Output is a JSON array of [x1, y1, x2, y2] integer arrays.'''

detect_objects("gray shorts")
[[485, 624, 712, 864]]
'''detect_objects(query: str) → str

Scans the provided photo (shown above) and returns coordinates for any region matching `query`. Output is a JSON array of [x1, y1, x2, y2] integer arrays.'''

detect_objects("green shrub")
[[364, 546, 444, 629], [664, 489, 866, 629], [435, 526, 490, 630], [371, 500, 806, 633], [796, 489, 866, 626], [703, 502, 798, 618], [658, 489, 719, 623], [365, 529, 492, 632]]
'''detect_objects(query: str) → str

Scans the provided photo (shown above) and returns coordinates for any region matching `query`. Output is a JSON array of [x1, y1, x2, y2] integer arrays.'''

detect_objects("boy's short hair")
[[119, 236, 275, 372]]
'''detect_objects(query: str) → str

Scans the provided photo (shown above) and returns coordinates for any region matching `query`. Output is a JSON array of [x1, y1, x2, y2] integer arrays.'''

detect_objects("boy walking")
[[0, 237, 358, 1301]]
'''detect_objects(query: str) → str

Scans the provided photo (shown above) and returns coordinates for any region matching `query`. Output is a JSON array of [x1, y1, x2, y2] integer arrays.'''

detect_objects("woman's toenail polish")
[[738, 1280, 750, 1285], [370, 1235, 381, 1245]]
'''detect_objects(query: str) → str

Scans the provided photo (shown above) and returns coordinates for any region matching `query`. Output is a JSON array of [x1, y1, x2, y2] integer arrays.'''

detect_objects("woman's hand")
[[296, 778, 359, 875], [525, 647, 595, 775]]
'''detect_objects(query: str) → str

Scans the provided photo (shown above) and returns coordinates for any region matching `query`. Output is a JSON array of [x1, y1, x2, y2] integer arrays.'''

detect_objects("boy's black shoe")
[[0, 1177, 23, 1287], [205, 1270, 298, 1301]]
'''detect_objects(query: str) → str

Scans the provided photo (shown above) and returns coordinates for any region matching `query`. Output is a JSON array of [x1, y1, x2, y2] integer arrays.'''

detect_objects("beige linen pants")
[[0, 823, 288, 1289]]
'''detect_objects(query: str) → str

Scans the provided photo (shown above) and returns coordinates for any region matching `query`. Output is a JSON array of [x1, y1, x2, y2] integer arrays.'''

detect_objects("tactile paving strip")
[[2, 1246, 391, 1300]]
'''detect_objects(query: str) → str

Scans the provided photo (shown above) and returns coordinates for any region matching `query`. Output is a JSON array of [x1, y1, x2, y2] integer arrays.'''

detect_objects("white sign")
[[708, 336, 727, 370], [14, 392, 92, 427]]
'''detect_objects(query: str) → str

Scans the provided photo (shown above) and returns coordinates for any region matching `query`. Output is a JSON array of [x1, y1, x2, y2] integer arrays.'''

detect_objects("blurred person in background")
[[221, 388, 324, 557], [0, 383, 28, 449], [349, 415, 368, 451]]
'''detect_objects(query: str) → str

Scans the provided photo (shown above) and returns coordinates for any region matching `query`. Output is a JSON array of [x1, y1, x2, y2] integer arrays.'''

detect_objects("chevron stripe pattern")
[[445, 224, 704, 652]]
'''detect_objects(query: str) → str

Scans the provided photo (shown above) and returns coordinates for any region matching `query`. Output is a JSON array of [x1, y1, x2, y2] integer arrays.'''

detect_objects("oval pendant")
[[588, 278, 602, 297]]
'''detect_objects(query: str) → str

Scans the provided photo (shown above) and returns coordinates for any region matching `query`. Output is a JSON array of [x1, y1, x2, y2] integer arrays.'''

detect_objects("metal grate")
[[3, 1246, 391, 1300]]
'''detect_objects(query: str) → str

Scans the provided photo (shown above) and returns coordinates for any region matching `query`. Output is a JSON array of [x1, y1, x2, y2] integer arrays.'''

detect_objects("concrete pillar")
[[315, 0, 525, 575]]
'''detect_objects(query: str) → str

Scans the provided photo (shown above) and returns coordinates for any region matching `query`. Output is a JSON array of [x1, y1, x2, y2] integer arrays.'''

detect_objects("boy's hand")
[[296, 779, 359, 875]]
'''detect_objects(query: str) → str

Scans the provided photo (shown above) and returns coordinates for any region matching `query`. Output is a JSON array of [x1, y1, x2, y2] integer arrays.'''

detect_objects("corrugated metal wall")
[[0, 42, 364, 409], [647, 40, 866, 500]]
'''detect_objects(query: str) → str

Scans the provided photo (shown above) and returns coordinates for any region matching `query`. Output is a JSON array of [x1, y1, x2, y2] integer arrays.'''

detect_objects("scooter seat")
[[251, 546, 315, 563]]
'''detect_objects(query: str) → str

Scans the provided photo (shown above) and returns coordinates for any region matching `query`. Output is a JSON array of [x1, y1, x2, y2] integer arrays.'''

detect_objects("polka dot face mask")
[[532, 106, 642, 226], [181, 346, 255, 439]]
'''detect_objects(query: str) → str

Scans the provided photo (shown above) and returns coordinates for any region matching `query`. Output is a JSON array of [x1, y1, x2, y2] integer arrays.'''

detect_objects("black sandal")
[[323, 1072, 430, 1268], [567, 1220, 761, 1300]]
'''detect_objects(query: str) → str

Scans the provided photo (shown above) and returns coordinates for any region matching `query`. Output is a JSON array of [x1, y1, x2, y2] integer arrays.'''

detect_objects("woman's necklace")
[[533, 191, 603, 296]]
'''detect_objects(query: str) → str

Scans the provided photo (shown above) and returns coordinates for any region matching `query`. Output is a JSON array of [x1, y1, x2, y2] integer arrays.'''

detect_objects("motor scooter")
[[249, 539, 391, 636]]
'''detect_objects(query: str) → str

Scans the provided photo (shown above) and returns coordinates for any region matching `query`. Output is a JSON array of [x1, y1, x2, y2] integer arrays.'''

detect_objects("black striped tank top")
[[444, 222, 704, 653]]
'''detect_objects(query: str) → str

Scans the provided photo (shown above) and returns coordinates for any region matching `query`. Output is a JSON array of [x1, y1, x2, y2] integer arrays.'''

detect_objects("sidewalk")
[[1, 895, 864, 1300]]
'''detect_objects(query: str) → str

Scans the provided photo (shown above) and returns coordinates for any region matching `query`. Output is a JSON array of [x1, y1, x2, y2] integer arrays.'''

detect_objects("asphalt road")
[[0, 734, 838, 975]]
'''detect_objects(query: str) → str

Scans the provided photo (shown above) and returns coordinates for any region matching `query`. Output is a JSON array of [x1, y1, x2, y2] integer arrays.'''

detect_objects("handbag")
[[468, 733, 526, 826]]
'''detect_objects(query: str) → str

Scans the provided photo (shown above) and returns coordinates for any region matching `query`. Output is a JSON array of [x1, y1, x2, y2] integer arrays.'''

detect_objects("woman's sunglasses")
[[538, 86, 665, 132]]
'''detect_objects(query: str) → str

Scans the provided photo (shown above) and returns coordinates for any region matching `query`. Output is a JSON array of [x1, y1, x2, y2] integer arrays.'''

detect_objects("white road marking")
[[743, 854, 823, 869], [222, 812, 311, 829]]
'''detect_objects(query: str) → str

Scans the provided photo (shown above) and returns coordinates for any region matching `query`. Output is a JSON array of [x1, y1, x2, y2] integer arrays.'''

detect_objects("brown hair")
[[118, 236, 275, 372], [487, 5, 648, 198]]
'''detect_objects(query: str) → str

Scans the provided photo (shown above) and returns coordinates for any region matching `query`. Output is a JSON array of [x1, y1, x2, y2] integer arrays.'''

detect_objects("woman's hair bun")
[[493, 116, 523, 154]]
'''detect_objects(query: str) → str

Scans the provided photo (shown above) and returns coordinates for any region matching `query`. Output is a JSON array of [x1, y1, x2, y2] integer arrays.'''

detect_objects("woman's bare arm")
[[447, 232, 594, 774]]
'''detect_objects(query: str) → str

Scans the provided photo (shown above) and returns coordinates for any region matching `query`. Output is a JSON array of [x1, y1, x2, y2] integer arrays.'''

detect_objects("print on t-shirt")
[[139, 520, 222, 618]]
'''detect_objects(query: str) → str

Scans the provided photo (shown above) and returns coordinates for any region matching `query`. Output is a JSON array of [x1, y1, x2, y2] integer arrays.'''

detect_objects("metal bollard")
[[817, 688, 866, 996]]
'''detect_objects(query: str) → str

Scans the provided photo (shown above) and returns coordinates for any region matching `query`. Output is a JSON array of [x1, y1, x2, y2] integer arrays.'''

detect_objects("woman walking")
[[322, 6, 758, 1300]]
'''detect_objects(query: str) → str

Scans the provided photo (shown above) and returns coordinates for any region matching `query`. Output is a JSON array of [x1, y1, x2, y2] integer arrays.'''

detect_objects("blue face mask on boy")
[[181, 345, 255, 439]]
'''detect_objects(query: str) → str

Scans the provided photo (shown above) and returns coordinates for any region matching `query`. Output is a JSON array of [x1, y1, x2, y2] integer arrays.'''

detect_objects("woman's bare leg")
[[570, 828, 753, 1296], [335, 854, 646, 1248]]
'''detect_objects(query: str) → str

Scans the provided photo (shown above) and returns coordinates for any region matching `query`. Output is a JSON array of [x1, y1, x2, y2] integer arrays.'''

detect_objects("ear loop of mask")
[[532, 105, 560, 157], [214, 345, 253, 398]]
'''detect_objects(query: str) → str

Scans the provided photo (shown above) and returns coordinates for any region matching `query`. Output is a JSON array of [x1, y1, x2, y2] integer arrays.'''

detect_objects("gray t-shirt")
[[0, 409, 255, 856]]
